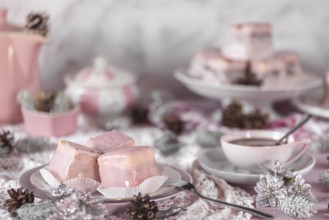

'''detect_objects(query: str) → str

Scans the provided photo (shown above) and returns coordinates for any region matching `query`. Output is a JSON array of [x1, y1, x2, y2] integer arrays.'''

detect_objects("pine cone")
[[5, 188, 35, 216], [163, 113, 185, 136], [221, 101, 245, 128], [221, 102, 269, 129], [129, 104, 150, 125], [243, 109, 269, 129], [0, 130, 14, 155], [127, 193, 158, 220], [34, 92, 56, 112], [25, 12, 49, 36], [234, 62, 262, 86]]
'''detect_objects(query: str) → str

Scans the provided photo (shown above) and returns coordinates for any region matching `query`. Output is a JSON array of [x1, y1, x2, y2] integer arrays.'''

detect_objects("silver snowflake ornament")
[[50, 184, 74, 199], [287, 174, 316, 202], [48, 186, 107, 220], [262, 160, 293, 178], [254, 175, 287, 208], [51, 192, 81, 219], [269, 161, 287, 176], [78, 190, 107, 218]]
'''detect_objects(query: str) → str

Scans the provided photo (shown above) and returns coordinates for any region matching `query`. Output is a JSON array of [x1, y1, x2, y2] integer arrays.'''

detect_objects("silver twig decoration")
[[254, 161, 317, 218]]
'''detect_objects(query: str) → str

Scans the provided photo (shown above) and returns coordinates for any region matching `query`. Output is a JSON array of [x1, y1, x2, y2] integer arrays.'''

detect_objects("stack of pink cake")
[[48, 130, 161, 189], [187, 22, 304, 86]]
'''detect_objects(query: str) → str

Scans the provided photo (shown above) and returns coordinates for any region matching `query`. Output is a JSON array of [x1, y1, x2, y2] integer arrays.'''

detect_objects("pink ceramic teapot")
[[0, 9, 48, 124], [65, 56, 139, 126]]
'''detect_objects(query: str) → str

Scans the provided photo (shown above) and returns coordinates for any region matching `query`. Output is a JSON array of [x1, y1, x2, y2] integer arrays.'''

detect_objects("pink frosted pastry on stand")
[[251, 51, 304, 85], [188, 48, 222, 80], [186, 22, 310, 88], [48, 140, 102, 182], [98, 146, 161, 188], [223, 22, 273, 61], [87, 130, 135, 152], [275, 51, 302, 75], [188, 48, 246, 84]]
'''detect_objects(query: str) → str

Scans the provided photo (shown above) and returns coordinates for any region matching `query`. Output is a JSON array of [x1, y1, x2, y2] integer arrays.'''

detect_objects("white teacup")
[[220, 130, 310, 169]]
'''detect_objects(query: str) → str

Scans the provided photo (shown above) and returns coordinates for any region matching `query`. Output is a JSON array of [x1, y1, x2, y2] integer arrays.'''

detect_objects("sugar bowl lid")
[[65, 56, 137, 89]]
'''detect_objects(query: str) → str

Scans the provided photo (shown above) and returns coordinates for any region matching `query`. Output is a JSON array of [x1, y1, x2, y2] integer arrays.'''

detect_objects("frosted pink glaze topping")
[[87, 130, 135, 152], [98, 146, 160, 188], [230, 22, 272, 37], [48, 140, 102, 182], [275, 51, 300, 64]]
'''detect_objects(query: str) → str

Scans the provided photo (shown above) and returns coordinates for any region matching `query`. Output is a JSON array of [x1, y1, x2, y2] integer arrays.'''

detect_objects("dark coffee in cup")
[[230, 138, 277, 147]]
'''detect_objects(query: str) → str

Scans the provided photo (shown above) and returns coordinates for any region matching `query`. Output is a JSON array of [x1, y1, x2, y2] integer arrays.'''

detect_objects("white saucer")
[[293, 89, 329, 119], [198, 148, 316, 185]]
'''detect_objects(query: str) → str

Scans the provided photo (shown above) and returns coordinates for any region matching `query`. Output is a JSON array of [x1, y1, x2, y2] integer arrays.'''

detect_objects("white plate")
[[198, 148, 316, 185], [19, 164, 192, 214], [174, 70, 322, 104], [30, 164, 182, 201], [293, 89, 329, 119]]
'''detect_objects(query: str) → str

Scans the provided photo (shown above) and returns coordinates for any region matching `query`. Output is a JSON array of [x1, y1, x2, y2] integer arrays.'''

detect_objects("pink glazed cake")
[[98, 146, 161, 188], [87, 130, 135, 152], [48, 140, 102, 182], [223, 22, 273, 61]]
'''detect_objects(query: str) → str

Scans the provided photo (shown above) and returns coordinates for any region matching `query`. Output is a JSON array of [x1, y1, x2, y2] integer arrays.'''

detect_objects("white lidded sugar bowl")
[[65, 56, 138, 126]]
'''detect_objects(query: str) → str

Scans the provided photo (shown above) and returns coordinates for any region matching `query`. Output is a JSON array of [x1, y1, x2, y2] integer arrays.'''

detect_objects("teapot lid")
[[66, 56, 136, 88], [0, 8, 49, 38]]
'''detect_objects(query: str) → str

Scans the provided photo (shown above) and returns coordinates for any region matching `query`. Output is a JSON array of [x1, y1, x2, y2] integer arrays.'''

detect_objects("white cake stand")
[[174, 70, 322, 117], [293, 88, 329, 119]]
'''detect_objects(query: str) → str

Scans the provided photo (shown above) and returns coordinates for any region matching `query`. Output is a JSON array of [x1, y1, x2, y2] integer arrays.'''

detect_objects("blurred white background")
[[1, 0, 329, 96]]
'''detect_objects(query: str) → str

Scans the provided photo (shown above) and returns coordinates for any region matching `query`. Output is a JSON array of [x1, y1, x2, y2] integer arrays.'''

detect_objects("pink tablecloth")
[[0, 100, 329, 219]]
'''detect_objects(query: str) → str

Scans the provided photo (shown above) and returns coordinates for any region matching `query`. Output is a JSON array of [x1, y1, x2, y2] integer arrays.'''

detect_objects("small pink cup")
[[22, 106, 80, 137], [221, 130, 310, 169]]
